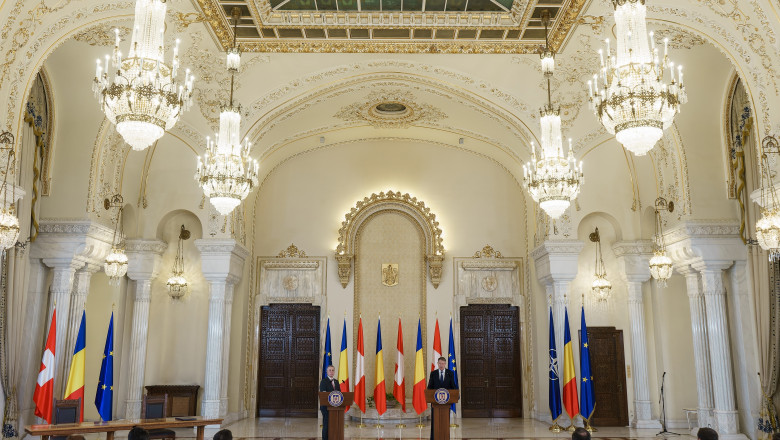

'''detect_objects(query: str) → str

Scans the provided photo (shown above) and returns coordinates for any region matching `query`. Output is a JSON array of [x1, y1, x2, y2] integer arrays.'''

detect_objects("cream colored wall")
[[252, 135, 529, 408]]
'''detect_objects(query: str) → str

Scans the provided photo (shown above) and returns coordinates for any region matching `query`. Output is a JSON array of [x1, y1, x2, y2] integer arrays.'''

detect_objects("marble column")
[[62, 265, 99, 396], [696, 263, 739, 435], [625, 278, 661, 428], [124, 239, 166, 419], [196, 239, 248, 420], [679, 266, 715, 430], [203, 279, 227, 418], [613, 241, 661, 429], [531, 239, 583, 424], [42, 259, 83, 397], [220, 281, 236, 417]]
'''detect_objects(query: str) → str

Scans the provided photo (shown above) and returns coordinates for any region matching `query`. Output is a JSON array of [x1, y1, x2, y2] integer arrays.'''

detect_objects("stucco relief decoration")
[[456, 246, 521, 303], [336, 190, 444, 288], [86, 123, 131, 224], [258, 244, 324, 304], [73, 25, 130, 46], [334, 90, 447, 129], [653, 27, 706, 50]]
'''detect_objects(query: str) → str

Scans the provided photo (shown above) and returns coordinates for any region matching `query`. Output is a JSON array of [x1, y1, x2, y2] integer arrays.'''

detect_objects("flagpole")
[[584, 404, 598, 432], [549, 415, 563, 432]]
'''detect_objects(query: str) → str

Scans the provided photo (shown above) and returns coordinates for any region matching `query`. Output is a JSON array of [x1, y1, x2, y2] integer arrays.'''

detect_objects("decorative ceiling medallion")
[[334, 90, 446, 128], [195, 0, 587, 53]]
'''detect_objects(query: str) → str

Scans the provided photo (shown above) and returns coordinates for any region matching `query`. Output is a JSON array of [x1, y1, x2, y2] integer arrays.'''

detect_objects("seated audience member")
[[213, 429, 233, 440], [572, 427, 591, 440], [129, 427, 150, 440], [697, 427, 718, 440]]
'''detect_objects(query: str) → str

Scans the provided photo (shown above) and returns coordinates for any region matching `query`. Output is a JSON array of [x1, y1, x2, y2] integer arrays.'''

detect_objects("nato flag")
[[95, 312, 114, 421], [580, 307, 596, 420], [548, 307, 562, 421], [322, 317, 333, 379]]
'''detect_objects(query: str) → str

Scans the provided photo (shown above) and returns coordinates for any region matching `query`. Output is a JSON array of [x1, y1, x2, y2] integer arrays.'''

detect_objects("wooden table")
[[26, 417, 223, 440]]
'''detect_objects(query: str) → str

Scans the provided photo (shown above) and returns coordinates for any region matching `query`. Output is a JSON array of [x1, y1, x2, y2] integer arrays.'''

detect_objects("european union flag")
[[548, 307, 562, 421], [447, 318, 459, 413], [322, 317, 333, 379], [95, 312, 114, 421], [580, 307, 595, 420]]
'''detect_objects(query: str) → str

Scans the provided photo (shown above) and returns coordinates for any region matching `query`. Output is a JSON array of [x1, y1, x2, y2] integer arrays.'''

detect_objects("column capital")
[[531, 239, 584, 285], [612, 240, 653, 283], [195, 238, 249, 283], [126, 239, 167, 281], [664, 220, 745, 268], [32, 219, 114, 267]]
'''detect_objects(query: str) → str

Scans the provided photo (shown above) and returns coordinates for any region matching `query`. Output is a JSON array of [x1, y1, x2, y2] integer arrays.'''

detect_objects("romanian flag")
[[374, 318, 387, 416], [562, 308, 579, 420], [393, 318, 406, 412], [431, 318, 442, 371], [64, 311, 86, 421], [412, 319, 426, 414], [338, 318, 350, 410], [354, 317, 366, 413]]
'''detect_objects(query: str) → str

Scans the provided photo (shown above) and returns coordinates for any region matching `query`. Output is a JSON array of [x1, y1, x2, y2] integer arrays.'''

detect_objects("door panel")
[[258, 303, 320, 417], [460, 304, 522, 418], [586, 326, 629, 426]]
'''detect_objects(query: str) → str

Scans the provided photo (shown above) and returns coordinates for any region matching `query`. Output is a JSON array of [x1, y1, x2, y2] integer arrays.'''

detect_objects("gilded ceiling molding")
[[333, 89, 447, 128], [335, 190, 444, 288]]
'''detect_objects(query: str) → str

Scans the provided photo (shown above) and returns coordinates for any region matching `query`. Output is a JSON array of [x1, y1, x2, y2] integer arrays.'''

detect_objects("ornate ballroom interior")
[[0, 0, 777, 438]]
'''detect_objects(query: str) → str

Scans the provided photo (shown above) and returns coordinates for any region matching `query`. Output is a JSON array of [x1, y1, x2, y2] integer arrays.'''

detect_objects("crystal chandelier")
[[104, 195, 128, 285], [0, 132, 20, 250], [166, 225, 190, 299], [93, 0, 195, 151], [196, 8, 259, 216], [756, 136, 780, 260], [523, 11, 584, 219], [587, 0, 687, 156], [590, 227, 612, 302], [649, 197, 673, 286]]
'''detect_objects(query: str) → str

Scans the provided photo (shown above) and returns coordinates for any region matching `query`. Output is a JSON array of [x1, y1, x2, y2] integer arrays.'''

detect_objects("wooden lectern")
[[318, 391, 354, 440], [425, 389, 460, 440]]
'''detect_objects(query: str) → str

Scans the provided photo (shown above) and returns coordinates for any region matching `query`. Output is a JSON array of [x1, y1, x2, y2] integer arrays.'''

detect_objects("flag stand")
[[566, 415, 578, 432], [357, 414, 366, 428], [549, 416, 563, 432], [416, 415, 425, 428], [584, 416, 597, 432], [449, 410, 459, 428], [375, 414, 384, 429]]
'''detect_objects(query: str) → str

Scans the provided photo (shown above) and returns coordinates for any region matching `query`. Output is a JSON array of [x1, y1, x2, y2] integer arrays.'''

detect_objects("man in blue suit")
[[428, 357, 457, 440]]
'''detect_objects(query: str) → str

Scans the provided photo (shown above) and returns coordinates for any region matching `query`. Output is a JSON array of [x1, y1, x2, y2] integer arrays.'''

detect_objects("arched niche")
[[335, 190, 444, 288]]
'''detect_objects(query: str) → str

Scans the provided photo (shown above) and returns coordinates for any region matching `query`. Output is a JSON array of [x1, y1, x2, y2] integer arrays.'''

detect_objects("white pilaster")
[[531, 239, 583, 424], [33, 220, 114, 396], [124, 239, 166, 419], [695, 262, 740, 435], [196, 239, 248, 420], [62, 264, 100, 395], [679, 266, 715, 431], [220, 281, 236, 417], [613, 240, 662, 429]]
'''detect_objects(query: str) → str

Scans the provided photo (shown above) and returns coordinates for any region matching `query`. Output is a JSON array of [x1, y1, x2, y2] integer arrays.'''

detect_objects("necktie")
[[440, 371, 443, 383], [331, 379, 335, 389]]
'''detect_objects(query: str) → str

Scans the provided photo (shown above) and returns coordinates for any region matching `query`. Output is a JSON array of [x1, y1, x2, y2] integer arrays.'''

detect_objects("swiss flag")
[[33, 308, 56, 424]]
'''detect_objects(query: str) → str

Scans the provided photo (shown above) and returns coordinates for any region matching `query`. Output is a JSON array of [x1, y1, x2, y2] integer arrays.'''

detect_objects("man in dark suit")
[[319, 365, 338, 440], [428, 356, 457, 440]]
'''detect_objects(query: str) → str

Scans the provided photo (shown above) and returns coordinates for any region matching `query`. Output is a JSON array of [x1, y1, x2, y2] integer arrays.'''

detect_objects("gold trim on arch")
[[336, 190, 444, 288]]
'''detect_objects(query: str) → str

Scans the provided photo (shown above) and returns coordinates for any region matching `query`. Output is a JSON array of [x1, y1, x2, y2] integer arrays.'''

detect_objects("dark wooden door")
[[257, 303, 320, 417], [586, 326, 629, 426], [459, 304, 522, 418]]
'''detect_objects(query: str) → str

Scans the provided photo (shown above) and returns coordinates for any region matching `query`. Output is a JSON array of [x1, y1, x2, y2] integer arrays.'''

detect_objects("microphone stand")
[[657, 372, 679, 436]]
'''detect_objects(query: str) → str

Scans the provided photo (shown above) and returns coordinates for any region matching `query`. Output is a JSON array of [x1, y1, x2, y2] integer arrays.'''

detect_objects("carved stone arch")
[[335, 190, 444, 288]]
